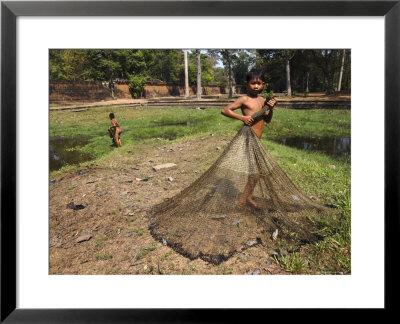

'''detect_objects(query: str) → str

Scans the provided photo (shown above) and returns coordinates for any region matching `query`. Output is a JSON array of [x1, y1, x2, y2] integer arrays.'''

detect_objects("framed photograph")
[[1, 0, 398, 321]]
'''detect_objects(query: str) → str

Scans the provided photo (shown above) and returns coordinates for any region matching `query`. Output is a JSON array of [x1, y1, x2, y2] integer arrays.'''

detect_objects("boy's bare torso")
[[111, 118, 120, 129], [240, 95, 266, 138]]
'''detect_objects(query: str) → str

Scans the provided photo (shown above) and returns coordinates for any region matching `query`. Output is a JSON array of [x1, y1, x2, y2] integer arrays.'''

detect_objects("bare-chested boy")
[[221, 69, 276, 209], [108, 113, 122, 147]]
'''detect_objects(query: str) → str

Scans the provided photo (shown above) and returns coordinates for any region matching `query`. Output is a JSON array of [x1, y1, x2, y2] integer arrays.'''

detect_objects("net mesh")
[[147, 105, 338, 264]]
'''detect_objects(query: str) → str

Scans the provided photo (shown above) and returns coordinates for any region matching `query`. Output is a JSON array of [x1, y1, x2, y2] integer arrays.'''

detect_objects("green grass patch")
[[50, 106, 350, 169], [131, 228, 143, 236], [263, 140, 351, 203], [273, 252, 305, 274], [95, 253, 113, 260], [263, 139, 351, 274], [135, 244, 157, 260], [50, 106, 350, 139], [94, 237, 106, 249], [265, 108, 350, 139]]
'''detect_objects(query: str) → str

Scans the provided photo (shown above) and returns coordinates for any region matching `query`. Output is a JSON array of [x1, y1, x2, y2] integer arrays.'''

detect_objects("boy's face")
[[246, 78, 264, 95]]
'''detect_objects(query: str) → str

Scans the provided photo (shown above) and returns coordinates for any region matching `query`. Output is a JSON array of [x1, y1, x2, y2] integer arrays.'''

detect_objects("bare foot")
[[235, 199, 246, 210], [236, 197, 260, 210], [246, 197, 261, 210]]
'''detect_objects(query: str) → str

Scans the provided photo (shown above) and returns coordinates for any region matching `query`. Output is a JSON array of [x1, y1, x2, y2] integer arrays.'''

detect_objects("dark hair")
[[246, 69, 264, 82], [109, 113, 115, 119]]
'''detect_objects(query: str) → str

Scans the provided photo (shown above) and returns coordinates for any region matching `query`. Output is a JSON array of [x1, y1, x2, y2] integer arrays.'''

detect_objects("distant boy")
[[108, 113, 122, 147], [221, 69, 276, 209]]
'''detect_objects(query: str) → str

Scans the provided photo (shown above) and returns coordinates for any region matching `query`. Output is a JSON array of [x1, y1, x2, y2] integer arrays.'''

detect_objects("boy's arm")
[[221, 97, 254, 126], [264, 108, 274, 124], [264, 98, 277, 124]]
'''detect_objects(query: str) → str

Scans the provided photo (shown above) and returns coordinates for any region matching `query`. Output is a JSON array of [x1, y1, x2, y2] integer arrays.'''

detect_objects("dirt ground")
[[49, 135, 295, 275]]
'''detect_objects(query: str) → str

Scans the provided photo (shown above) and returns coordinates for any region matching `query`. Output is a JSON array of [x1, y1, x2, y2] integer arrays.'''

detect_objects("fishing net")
[[147, 104, 338, 264]]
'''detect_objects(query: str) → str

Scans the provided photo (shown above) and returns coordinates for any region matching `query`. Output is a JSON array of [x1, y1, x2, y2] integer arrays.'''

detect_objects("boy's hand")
[[266, 98, 277, 108], [242, 115, 254, 126]]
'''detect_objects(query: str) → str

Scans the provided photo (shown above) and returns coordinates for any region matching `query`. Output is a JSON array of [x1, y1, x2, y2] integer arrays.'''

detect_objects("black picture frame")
[[1, 0, 398, 322]]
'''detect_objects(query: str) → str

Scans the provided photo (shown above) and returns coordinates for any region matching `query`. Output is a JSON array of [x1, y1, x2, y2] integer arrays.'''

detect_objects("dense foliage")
[[50, 49, 351, 94]]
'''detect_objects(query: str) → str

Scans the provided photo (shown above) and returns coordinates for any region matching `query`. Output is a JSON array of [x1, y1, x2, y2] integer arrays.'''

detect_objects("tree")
[[312, 49, 343, 94], [256, 49, 351, 94], [49, 49, 351, 96], [337, 49, 346, 92], [256, 50, 293, 94], [128, 74, 147, 98], [208, 50, 242, 98], [49, 50, 65, 80], [232, 50, 255, 86], [186, 51, 214, 84], [220, 50, 237, 98], [49, 49, 88, 81], [184, 50, 189, 98], [144, 50, 181, 82], [196, 49, 201, 99], [124, 50, 147, 77], [95, 50, 123, 98], [282, 50, 295, 96], [212, 67, 228, 91]]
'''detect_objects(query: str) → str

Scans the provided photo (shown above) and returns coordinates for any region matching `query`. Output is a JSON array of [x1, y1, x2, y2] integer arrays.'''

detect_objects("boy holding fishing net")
[[221, 69, 276, 209], [149, 69, 334, 264]]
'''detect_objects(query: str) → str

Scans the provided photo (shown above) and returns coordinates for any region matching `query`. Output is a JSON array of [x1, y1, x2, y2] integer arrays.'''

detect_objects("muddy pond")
[[50, 137, 93, 172], [272, 136, 351, 157], [50, 135, 350, 172]]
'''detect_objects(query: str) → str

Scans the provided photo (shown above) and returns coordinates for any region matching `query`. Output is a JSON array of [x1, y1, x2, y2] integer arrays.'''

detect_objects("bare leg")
[[115, 129, 122, 147], [236, 174, 260, 209], [109, 127, 116, 145]]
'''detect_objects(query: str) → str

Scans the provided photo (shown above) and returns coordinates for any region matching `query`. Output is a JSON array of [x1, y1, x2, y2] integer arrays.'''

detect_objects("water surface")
[[273, 136, 351, 157], [50, 137, 93, 171]]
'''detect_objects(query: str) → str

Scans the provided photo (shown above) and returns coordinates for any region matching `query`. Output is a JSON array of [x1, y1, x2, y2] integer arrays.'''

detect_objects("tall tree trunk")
[[327, 73, 335, 94], [286, 57, 292, 96], [306, 72, 309, 92], [184, 50, 189, 98], [228, 55, 233, 98], [337, 49, 346, 92], [109, 75, 115, 99], [196, 49, 201, 100]]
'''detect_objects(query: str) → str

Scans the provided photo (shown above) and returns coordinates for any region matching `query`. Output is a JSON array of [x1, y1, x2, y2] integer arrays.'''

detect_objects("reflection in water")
[[274, 136, 351, 157], [50, 137, 93, 171]]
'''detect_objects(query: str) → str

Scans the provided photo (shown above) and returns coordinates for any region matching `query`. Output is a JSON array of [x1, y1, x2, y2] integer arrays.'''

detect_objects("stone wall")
[[115, 83, 132, 99], [142, 83, 223, 98], [49, 80, 244, 102], [49, 81, 112, 102]]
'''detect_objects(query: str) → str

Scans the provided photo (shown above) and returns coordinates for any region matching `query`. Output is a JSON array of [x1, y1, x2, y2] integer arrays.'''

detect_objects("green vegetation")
[[273, 253, 305, 274], [265, 108, 350, 140], [128, 74, 147, 98], [50, 49, 351, 94], [95, 253, 113, 261], [94, 237, 106, 249], [264, 137, 350, 274], [135, 244, 158, 260], [131, 228, 144, 236], [50, 106, 350, 162]]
